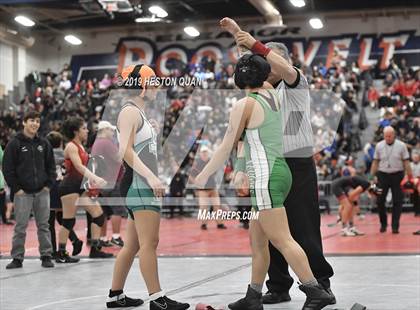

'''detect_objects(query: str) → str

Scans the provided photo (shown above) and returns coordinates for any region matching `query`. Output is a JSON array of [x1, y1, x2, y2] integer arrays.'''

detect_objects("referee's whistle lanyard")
[[384, 142, 395, 169]]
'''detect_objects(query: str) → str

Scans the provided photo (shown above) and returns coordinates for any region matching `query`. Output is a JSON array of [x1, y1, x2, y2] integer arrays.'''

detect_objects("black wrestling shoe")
[[380, 226, 387, 233], [6, 258, 22, 269], [111, 237, 124, 247], [299, 283, 335, 310], [262, 291, 291, 304], [72, 239, 83, 256], [89, 246, 113, 258], [323, 287, 336, 305], [228, 285, 263, 310], [217, 223, 227, 229], [41, 256, 54, 268], [100, 240, 113, 247], [56, 251, 80, 263], [392, 228, 399, 234], [106, 293, 143, 308], [200, 224, 207, 230], [150, 295, 190, 310]]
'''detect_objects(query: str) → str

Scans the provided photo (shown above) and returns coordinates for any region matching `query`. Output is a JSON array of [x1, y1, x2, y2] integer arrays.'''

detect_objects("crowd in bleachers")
[[304, 57, 419, 182], [0, 53, 419, 215]]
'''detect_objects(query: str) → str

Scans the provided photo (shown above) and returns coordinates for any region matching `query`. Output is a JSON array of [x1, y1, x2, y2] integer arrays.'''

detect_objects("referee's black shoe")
[[150, 296, 190, 310], [262, 291, 291, 304], [106, 292, 143, 308], [228, 285, 263, 310], [299, 283, 335, 310]]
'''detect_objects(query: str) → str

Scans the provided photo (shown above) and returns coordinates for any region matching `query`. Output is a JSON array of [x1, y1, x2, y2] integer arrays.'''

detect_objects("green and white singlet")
[[244, 91, 292, 211], [119, 102, 161, 217]]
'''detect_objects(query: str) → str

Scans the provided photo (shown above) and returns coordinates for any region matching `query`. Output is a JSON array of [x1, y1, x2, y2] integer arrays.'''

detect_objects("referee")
[[370, 126, 412, 234], [221, 18, 335, 305]]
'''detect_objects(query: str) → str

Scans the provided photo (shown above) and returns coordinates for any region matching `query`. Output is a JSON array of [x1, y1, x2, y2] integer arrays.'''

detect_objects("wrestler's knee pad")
[[62, 218, 76, 231], [92, 213, 105, 227]]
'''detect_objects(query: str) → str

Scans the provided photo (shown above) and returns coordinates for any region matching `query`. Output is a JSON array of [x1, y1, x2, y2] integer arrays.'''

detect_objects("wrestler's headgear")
[[117, 64, 156, 97], [234, 54, 271, 89]]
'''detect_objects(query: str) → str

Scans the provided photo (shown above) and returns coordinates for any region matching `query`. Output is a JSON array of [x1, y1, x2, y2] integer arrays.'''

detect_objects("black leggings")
[[48, 210, 79, 254]]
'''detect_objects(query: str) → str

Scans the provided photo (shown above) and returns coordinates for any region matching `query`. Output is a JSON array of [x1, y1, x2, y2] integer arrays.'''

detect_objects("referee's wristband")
[[251, 41, 271, 57]]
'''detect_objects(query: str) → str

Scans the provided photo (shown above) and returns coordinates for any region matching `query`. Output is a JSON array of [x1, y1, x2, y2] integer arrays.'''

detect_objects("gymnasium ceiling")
[[0, 0, 419, 33]]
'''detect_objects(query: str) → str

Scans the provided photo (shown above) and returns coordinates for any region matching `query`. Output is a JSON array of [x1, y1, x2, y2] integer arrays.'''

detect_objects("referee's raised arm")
[[235, 31, 297, 85]]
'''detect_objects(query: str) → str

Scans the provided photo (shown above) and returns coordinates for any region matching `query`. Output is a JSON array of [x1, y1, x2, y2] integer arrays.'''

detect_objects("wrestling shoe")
[[55, 251, 80, 263], [299, 283, 335, 310], [324, 287, 336, 305], [72, 239, 83, 256], [341, 227, 356, 237], [89, 246, 113, 258], [106, 292, 143, 308], [111, 237, 124, 247], [100, 239, 113, 247], [349, 226, 365, 236], [228, 285, 263, 310], [262, 291, 291, 304], [150, 295, 190, 310]]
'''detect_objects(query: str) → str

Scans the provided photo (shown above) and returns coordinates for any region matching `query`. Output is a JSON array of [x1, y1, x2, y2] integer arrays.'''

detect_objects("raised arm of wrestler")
[[220, 17, 297, 85]]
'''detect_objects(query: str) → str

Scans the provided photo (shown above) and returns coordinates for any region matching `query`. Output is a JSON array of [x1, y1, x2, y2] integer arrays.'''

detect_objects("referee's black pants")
[[266, 157, 334, 293], [376, 171, 404, 230]]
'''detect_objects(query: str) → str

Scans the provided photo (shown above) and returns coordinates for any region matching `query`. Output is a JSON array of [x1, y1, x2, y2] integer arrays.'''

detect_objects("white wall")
[[0, 42, 17, 92]]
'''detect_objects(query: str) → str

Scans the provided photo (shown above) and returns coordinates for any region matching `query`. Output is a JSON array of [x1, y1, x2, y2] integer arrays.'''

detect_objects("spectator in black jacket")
[[2, 111, 56, 269]]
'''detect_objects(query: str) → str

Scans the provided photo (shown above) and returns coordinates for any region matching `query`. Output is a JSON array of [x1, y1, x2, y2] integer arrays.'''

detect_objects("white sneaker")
[[341, 227, 357, 237], [350, 226, 365, 236]]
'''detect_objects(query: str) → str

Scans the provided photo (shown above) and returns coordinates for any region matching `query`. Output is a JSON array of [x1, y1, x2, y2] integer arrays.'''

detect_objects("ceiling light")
[[148, 5, 168, 18], [309, 17, 323, 29], [135, 17, 162, 23], [64, 35, 82, 45], [290, 0, 306, 8], [14, 15, 35, 27], [184, 26, 200, 37]]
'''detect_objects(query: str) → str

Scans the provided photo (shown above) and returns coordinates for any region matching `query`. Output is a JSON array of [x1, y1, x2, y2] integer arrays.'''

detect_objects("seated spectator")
[[99, 74, 112, 90], [58, 75, 71, 91], [367, 85, 379, 108], [379, 111, 394, 128]]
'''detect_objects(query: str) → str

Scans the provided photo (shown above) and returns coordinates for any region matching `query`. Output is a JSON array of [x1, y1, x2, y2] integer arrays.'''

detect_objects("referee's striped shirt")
[[274, 67, 314, 158]]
